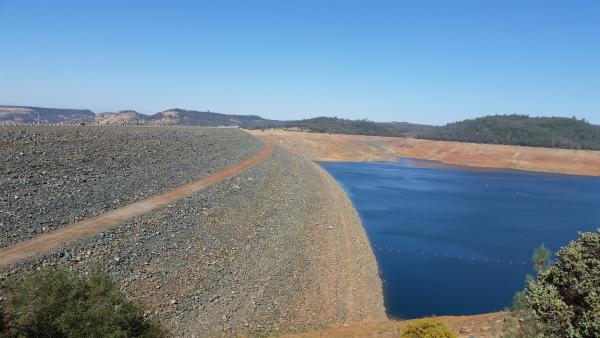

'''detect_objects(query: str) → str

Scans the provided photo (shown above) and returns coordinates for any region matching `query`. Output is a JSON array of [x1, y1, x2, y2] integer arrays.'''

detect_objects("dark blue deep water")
[[320, 159, 600, 319]]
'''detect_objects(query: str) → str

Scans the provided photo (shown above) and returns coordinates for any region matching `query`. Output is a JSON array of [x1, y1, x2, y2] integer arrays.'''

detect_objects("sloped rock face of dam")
[[1, 126, 385, 336]]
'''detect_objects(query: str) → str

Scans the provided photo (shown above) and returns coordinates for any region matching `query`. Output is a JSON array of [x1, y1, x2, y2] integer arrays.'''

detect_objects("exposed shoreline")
[[249, 129, 600, 176], [249, 128, 549, 337], [300, 157, 387, 323]]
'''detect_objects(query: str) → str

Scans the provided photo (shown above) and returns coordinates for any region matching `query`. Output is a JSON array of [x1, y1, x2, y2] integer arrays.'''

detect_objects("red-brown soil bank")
[[249, 129, 600, 176]]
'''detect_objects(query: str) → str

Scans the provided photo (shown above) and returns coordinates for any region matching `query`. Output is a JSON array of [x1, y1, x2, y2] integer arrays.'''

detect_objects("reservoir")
[[321, 159, 600, 319]]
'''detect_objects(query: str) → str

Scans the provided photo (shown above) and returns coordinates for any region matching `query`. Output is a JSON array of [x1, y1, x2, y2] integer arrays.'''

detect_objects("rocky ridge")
[[0, 105, 283, 128]]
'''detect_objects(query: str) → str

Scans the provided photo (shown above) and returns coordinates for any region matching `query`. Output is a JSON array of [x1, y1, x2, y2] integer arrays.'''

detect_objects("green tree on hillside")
[[531, 243, 551, 279]]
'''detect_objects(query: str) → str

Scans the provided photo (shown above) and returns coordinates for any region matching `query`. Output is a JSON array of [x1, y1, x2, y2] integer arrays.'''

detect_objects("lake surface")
[[320, 159, 600, 319]]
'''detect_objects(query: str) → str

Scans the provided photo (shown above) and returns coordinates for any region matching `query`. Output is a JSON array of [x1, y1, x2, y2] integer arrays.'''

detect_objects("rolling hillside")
[[419, 115, 600, 150], [282, 115, 600, 150], [95, 108, 285, 128], [3, 105, 599, 150], [144, 108, 284, 128], [0, 105, 284, 128], [0, 105, 95, 124], [282, 116, 434, 137]]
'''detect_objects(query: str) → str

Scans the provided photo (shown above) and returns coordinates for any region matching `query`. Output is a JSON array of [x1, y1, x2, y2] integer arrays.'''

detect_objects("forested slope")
[[419, 115, 600, 150], [283, 117, 434, 137], [282, 115, 600, 150]]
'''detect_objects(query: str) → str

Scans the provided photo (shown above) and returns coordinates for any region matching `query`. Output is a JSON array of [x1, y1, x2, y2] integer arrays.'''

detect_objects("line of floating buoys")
[[373, 245, 529, 267]]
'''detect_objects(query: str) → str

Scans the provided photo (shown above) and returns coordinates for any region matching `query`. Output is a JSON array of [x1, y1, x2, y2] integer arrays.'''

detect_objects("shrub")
[[400, 318, 457, 338], [498, 312, 539, 338], [501, 244, 555, 337], [0, 268, 163, 338], [524, 230, 600, 337]]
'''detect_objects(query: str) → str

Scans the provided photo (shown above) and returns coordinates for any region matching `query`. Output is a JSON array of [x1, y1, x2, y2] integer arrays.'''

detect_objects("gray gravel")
[[1, 128, 385, 336], [0, 126, 261, 247]]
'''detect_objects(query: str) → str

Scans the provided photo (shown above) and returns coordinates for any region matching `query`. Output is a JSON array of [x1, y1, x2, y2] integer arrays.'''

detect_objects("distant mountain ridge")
[[0, 105, 95, 124], [0, 105, 284, 128], [2, 105, 599, 150]]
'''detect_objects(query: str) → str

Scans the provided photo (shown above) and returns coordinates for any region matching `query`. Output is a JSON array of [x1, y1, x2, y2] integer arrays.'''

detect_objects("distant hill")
[[3, 105, 599, 151], [0, 106, 284, 128], [282, 117, 434, 137], [0, 105, 95, 124], [418, 115, 600, 150], [279, 115, 600, 150], [95, 110, 147, 125], [94, 109, 284, 128], [144, 109, 284, 128]]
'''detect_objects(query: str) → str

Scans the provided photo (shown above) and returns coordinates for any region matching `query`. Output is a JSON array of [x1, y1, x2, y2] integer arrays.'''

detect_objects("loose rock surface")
[[0, 126, 261, 247], [1, 127, 385, 336]]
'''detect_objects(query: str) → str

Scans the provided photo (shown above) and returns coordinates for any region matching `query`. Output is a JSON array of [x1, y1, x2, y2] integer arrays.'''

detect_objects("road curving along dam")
[[0, 126, 386, 336]]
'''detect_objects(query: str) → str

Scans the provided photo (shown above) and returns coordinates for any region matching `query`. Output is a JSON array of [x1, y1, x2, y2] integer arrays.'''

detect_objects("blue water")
[[320, 159, 600, 319]]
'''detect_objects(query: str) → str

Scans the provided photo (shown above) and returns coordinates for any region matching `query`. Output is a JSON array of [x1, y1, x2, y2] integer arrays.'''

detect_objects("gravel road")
[[1, 127, 385, 336]]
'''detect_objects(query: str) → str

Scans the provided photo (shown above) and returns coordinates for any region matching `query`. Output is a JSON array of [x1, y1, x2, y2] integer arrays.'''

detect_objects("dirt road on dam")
[[0, 142, 273, 267], [1, 126, 385, 336]]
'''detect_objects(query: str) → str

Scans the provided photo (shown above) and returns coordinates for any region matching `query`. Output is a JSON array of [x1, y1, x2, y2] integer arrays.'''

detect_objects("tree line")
[[280, 115, 600, 151], [418, 115, 600, 150]]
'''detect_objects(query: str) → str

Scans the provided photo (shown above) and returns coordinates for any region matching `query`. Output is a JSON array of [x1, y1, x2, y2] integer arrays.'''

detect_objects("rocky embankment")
[[0, 126, 261, 247], [0, 126, 385, 336]]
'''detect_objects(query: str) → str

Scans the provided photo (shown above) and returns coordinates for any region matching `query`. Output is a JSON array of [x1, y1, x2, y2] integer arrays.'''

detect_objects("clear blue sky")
[[0, 0, 599, 125]]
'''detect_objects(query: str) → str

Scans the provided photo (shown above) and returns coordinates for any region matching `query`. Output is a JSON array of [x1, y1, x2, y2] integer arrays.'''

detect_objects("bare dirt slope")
[[249, 129, 600, 176]]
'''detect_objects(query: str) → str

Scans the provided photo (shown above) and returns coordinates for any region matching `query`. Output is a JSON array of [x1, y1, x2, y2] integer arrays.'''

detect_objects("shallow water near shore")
[[320, 159, 600, 319]]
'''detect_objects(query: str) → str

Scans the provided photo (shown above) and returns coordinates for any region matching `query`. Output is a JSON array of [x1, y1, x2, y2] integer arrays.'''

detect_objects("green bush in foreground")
[[400, 318, 457, 338], [503, 230, 600, 337], [0, 268, 163, 338], [524, 230, 600, 337]]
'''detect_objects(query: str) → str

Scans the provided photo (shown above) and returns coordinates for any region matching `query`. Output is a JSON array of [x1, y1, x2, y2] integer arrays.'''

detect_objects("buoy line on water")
[[372, 244, 531, 267]]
